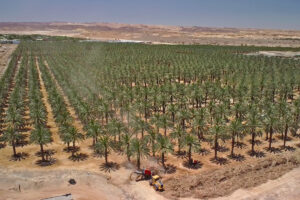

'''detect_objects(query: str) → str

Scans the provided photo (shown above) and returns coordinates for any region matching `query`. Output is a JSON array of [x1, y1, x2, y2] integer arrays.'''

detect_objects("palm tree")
[[66, 126, 84, 156], [145, 129, 157, 157], [2, 125, 22, 157], [263, 104, 278, 150], [183, 134, 200, 165], [130, 138, 149, 169], [94, 135, 113, 165], [209, 119, 226, 160], [192, 108, 207, 141], [131, 116, 150, 138], [30, 126, 52, 161], [86, 120, 102, 146], [156, 134, 173, 168], [170, 124, 185, 153], [228, 119, 243, 157], [121, 132, 133, 161], [247, 105, 262, 155]]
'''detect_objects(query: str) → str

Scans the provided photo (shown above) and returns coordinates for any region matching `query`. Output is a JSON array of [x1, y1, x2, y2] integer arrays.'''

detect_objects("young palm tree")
[[30, 126, 52, 161], [130, 138, 149, 169], [183, 134, 200, 165], [247, 105, 262, 155], [156, 134, 173, 168], [94, 135, 113, 165], [2, 125, 22, 157], [228, 119, 243, 157], [66, 126, 84, 156], [145, 129, 157, 157], [86, 120, 102, 146], [121, 132, 133, 161], [209, 119, 226, 160], [263, 104, 278, 150]]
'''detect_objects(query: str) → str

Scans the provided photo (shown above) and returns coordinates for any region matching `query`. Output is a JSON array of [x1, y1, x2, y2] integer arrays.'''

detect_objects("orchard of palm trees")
[[0, 40, 299, 172]]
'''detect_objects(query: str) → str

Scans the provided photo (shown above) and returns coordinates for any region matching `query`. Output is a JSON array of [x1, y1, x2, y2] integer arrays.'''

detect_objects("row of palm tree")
[[27, 54, 52, 162], [1, 51, 25, 158]]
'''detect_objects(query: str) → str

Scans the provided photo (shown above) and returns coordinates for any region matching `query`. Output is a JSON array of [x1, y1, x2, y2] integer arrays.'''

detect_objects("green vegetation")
[[0, 40, 299, 169]]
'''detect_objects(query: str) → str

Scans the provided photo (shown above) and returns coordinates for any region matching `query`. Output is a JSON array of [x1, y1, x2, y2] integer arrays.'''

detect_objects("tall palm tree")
[[156, 134, 173, 168], [30, 126, 52, 161], [130, 138, 149, 169]]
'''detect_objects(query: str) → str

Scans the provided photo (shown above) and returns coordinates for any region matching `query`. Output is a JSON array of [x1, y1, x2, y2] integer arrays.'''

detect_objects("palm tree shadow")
[[280, 145, 296, 152], [100, 162, 120, 173], [35, 158, 56, 167], [235, 142, 247, 149], [164, 164, 177, 174], [183, 160, 203, 169], [264, 147, 282, 154], [68, 153, 88, 162], [198, 148, 211, 156], [64, 146, 80, 153], [248, 139, 263, 146], [247, 150, 266, 158], [174, 151, 186, 158], [35, 149, 56, 157], [10, 152, 29, 161], [210, 157, 229, 165], [214, 145, 229, 153], [227, 154, 246, 162]]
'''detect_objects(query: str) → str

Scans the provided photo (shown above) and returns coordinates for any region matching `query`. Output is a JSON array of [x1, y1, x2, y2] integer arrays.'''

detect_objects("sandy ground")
[[0, 44, 18, 77], [246, 51, 300, 57]]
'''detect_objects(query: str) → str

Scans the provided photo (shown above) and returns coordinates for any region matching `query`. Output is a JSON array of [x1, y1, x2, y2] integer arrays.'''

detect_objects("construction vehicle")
[[149, 175, 164, 191], [130, 168, 152, 181]]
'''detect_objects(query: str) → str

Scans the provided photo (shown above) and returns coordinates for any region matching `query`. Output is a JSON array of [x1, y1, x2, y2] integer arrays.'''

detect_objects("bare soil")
[[163, 151, 300, 200]]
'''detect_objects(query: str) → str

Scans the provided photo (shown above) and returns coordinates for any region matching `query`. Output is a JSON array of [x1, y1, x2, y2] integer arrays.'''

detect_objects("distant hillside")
[[1, 22, 300, 47]]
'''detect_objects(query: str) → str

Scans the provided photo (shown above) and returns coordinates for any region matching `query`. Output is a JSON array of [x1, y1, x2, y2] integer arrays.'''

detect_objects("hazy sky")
[[0, 0, 300, 30]]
